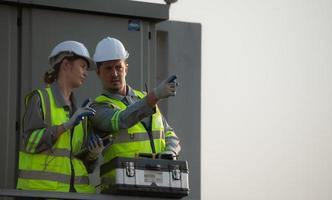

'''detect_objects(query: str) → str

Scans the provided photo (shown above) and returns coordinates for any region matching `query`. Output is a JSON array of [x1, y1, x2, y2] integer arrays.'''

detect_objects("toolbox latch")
[[126, 161, 135, 177], [172, 166, 181, 180]]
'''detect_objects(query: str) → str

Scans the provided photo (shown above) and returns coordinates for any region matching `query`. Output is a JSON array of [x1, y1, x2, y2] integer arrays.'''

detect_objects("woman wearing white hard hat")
[[17, 41, 103, 193]]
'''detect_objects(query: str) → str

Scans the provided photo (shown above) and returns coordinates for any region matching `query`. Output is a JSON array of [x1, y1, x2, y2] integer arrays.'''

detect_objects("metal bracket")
[[126, 161, 135, 177], [172, 166, 181, 180]]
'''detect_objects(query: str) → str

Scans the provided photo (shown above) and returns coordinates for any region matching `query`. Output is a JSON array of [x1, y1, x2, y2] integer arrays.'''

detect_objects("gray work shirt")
[[90, 85, 181, 154], [22, 83, 97, 172], [23, 83, 76, 150]]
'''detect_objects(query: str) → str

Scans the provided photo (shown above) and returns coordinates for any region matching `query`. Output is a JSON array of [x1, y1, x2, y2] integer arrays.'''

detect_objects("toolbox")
[[100, 156, 189, 198]]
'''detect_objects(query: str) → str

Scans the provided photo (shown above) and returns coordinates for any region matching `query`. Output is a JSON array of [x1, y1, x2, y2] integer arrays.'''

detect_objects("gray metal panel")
[[156, 21, 202, 200], [0, 0, 169, 21], [140, 21, 156, 92], [155, 30, 169, 115], [20, 7, 155, 195], [21, 7, 149, 105], [0, 3, 201, 200], [0, 4, 18, 190]]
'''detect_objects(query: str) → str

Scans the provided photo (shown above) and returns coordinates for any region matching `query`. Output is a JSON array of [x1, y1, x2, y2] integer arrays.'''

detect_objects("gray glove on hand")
[[87, 133, 104, 161], [153, 75, 179, 100], [159, 150, 178, 160], [63, 99, 96, 130]]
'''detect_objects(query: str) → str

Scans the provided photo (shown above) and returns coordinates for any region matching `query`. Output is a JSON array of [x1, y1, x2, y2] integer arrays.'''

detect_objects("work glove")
[[63, 99, 96, 130], [159, 150, 178, 160], [153, 75, 179, 100], [86, 133, 104, 161]]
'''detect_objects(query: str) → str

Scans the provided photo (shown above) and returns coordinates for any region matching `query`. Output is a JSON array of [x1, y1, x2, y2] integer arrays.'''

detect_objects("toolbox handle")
[[145, 164, 161, 171]]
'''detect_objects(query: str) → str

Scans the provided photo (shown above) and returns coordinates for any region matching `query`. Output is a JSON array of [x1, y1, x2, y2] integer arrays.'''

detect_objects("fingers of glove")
[[72, 111, 94, 125], [81, 98, 91, 107], [76, 112, 94, 121], [97, 137, 103, 147], [72, 117, 83, 126], [84, 101, 93, 108], [169, 82, 179, 89], [89, 137, 98, 149], [166, 75, 177, 83], [88, 140, 94, 151], [84, 107, 96, 114], [161, 150, 174, 156], [166, 84, 176, 96], [79, 107, 96, 117], [73, 107, 95, 117]]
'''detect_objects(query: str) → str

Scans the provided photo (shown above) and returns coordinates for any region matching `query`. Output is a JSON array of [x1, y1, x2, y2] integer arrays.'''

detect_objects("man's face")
[[97, 59, 128, 93]]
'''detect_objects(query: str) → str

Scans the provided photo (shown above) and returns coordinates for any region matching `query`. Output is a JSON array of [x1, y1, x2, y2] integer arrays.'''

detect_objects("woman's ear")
[[61, 58, 71, 71]]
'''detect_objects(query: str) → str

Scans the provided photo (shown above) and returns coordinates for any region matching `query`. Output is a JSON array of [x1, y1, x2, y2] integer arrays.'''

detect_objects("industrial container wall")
[[0, 3, 201, 200], [20, 8, 152, 106], [19, 6, 155, 191], [0, 5, 19, 191], [156, 21, 202, 200]]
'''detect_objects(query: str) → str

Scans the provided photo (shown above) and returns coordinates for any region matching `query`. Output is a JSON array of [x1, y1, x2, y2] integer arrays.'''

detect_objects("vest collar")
[[49, 82, 77, 110], [102, 85, 137, 101]]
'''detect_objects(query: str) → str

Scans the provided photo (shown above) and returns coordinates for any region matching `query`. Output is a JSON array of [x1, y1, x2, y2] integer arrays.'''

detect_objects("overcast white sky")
[[135, 1, 332, 200]]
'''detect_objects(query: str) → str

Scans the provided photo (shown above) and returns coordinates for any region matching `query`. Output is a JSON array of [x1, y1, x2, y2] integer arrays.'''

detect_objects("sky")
[[134, 1, 332, 199]]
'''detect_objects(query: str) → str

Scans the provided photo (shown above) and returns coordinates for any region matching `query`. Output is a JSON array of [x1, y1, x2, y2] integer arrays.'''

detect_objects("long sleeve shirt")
[[90, 85, 181, 154], [22, 83, 97, 172]]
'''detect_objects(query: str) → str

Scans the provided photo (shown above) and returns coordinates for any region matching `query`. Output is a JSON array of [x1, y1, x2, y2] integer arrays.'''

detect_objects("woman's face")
[[65, 58, 88, 88]]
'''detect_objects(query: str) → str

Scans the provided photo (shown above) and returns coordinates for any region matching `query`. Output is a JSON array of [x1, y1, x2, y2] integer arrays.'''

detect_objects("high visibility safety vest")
[[17, 88, 95, 193], [95, 89, 175, 191]]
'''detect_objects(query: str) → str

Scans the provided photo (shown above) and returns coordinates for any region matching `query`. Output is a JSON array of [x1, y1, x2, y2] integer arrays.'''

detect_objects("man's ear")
[[125, 63, 128, 73]]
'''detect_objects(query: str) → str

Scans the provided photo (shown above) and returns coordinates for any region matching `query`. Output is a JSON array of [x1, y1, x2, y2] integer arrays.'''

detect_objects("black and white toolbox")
[[100, 154, 189, 198]]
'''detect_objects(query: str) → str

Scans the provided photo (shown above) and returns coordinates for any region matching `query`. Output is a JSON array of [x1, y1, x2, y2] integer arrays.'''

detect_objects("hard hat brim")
[[49, 52, 96, 70]]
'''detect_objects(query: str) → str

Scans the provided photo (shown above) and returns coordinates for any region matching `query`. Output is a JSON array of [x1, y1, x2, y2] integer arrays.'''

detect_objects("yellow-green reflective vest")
[[95, 90, 167, 163], [17, 88, 95, 193]]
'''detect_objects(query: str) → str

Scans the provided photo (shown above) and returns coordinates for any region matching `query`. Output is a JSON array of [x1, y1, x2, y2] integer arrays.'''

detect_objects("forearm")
[[165, 134, 181, 154], [82, 155, 99, 173], [91, 97, 155, 132], [147, 92, 159, 107], [163, 117, 181, 154], [118, 96, 155, 129], [24, 124, 67, 153]]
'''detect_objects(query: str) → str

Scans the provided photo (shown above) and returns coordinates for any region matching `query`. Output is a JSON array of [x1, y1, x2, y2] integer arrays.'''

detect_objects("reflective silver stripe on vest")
[[40, 149, 87, 160], [39, 148, 71, 157], [19, 170, 89, 185], [19, 89, 52, 152], [112, 130, 162, 144], [74, 176, 90, 185]]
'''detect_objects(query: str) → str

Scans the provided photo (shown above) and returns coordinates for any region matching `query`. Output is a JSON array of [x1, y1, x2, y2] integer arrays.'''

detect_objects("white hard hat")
[[49, 40, 95, 70], [93, 37, 129, 62]]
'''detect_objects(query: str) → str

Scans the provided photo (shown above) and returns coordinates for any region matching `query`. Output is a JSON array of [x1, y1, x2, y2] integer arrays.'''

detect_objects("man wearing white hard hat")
[[17, 41, 103, 193], [90, 37, 181, 192]]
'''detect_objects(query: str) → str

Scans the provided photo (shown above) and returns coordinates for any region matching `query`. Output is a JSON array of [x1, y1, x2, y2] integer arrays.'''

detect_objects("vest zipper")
[[69, 126, 76, 192]]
